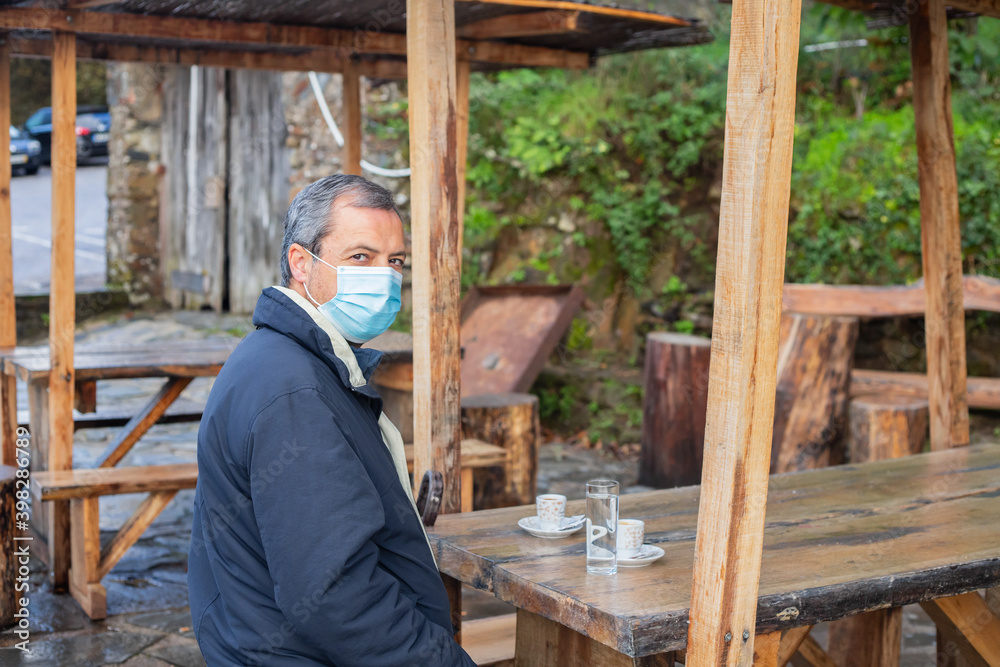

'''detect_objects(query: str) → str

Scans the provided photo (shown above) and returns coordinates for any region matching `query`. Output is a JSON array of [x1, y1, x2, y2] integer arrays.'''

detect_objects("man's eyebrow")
[[344, 244, 407, 257]]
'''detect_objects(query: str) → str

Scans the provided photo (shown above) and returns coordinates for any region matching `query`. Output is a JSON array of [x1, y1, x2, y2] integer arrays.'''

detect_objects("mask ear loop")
[[300, 245, 327, 308]]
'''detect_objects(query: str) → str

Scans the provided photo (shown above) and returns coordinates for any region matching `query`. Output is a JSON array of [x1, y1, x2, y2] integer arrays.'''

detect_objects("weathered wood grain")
[[2, 341, 235, 382], [782, 275, 1000, 317], [639, 332, 711, 488], [33, 463, 198, 500], [771, 314, 858, 473], [407, 0, 463, 514], [342, 63, 362, 176], [686, 0, 803, 660], [751, 631, 780, 666], [851, 370, 1000, 411], [910, 0, 969, 450], [458, 9, 582, 39], [98, 490, 177, 579], [455, 57, 470, 268], [226, 69, 289, 313], [96, 377, 193, 468], [848, 394, 928, 463], [461, 393, 539, 509], [48, 31, 77, 593], [0, 41, 12, 359], [514, 609, 675, 666], [922, 592, 1000, 666], [0, 465, 16, 626], [827, 606, 901, 667], [430, 444, 1000, 658], [776, 626, 811, 667]]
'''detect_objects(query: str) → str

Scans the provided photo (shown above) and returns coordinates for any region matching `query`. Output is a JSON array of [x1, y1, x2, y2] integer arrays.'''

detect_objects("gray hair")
[[280, 174, 401, 286]]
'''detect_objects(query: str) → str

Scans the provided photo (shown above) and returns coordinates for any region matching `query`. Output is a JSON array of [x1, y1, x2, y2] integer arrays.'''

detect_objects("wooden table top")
[[0, 341, 238, 381], [429, 443, 1000, 658]]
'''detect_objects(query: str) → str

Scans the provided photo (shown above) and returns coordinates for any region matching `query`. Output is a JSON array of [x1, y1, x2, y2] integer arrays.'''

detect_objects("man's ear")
[[288, 243, 312, 284]]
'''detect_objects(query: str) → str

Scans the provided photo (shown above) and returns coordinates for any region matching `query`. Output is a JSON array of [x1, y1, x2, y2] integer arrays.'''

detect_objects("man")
[[188, 174, 475, 666]]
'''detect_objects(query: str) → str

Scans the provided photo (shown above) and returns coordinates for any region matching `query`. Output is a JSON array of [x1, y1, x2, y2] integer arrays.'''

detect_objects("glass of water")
[[585, 479, 619, 575]]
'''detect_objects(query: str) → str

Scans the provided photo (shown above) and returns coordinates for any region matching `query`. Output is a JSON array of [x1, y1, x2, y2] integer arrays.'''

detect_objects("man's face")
[[290, 204, 406, 305]]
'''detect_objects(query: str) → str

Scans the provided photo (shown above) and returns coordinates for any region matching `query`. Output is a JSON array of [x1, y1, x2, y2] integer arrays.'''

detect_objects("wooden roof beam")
[[0, 7, 589, 69], [457, 10, 582, 39], [456, 0, 692, 26], [8, 37, 410, 77]]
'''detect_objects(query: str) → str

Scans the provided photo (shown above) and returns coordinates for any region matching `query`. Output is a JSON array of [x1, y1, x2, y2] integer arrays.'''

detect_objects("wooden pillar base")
[[69, 497, 104, 619], [514, 609, 674, 667], [0, 465, 16, 627]]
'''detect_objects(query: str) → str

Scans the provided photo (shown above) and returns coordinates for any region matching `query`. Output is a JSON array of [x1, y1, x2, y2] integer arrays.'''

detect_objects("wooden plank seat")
[[16, 397, 206, 431], [782, 276, 1000, 411], [405, 439, 509, 513], [31, 463, 198, 619]]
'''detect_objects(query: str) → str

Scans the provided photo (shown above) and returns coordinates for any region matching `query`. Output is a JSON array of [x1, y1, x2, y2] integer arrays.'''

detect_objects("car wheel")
[[77, 138, 93, 162], [25, 165, 39, 175]]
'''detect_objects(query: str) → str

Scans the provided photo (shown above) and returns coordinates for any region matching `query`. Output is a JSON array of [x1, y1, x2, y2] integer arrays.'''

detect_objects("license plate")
[[10, 154, 27, 165], [92, 132, 109, 143]]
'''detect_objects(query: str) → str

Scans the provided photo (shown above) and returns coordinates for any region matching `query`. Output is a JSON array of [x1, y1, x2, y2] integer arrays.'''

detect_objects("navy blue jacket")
[[188, 287, 474, 666]]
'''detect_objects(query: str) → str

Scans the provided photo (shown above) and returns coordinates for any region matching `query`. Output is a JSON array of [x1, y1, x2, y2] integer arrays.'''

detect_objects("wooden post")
[[455, 58, 471, 257], [685, 0, 802, 660], [460, 393, 539, 509], [48, 31, 76, 590], [910, 0, 969, 450], [407, 0, 462, 515], [0, 38, 16, 467], [342, 61, 362, 176], [639, 332, 711, 488]]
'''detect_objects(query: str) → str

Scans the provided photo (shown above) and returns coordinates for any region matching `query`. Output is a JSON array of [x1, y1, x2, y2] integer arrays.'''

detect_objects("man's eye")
[[390, 258, 404, 266], [352, 254, 367, 261]]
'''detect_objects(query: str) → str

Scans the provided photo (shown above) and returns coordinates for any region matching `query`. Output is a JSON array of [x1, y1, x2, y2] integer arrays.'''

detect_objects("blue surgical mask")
[[302, 249, 403, 344]]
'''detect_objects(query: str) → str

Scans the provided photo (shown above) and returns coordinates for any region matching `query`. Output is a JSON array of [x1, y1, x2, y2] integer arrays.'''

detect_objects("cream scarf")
[[272, 286, 435, 560]]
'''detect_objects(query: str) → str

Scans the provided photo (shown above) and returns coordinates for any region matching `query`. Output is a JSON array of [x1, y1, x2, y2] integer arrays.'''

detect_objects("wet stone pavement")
[[0, 311, 943, 665]]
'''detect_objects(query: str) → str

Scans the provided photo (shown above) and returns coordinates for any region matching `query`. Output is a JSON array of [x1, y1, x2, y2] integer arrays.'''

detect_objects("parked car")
[[9, 126, 41, 175], [22, 105, 110, 164]]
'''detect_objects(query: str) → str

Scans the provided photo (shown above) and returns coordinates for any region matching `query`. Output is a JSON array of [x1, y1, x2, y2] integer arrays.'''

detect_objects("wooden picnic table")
[[0, 339, 237, 588], [429, 443, 1000, 665]]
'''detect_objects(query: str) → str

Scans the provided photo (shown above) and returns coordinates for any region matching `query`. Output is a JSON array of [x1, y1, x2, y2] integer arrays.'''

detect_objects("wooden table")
[[0, 340, 236, 587], [430, 444, 1000, 665]]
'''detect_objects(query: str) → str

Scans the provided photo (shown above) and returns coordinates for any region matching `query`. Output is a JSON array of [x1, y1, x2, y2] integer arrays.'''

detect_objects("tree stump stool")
[[639, 332, 711, 489], [0, 465, 18, 628], [828, 393, 929, 666], [848, 393, 929, 462], [460, 393, 539, 510]]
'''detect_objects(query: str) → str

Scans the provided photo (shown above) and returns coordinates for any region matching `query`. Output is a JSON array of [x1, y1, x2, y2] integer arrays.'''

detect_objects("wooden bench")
[[461, 613, 516, 667], [16, 398, 206, 432], [405, 439, 509, 513], [31, 463, 198, 619], [782, 274, 1000, 408]]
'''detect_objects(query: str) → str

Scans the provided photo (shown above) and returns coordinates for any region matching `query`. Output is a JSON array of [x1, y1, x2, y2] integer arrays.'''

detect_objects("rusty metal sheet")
[[460, 284, 584, 397]]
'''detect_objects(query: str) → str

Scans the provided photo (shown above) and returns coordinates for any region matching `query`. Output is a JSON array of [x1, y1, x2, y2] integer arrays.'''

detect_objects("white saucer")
[[617, 544, 665, 567], [518, 515, 585, 539]]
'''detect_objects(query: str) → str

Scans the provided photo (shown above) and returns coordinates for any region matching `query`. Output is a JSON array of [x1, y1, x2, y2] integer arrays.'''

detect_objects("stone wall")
[[105, 63, 168, 304]]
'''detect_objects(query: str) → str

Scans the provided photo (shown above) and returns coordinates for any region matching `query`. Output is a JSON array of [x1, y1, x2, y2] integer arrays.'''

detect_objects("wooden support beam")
[[9, 37, 411, 77], [793, 635, 837, 667], [827, 607, 902, 667], [0, 7, 590, 69], [407, 0, 463, 515], [455, 57, 470, 271], [98, 490, 177, 579], [95, 376, 193, 468], [456, 0, 692, 26], [776, 626, 812, 667], [457, 10, 582, 39], [0, 38, 15, 468], [69, 496, 105, 619], [921, 592, 1000, 666], [752, 631, 780, 666], [48, 30, 76, 591], [342, 62, 362, 176], [684, 0, 802, 661], [910, 0, 969, 450]]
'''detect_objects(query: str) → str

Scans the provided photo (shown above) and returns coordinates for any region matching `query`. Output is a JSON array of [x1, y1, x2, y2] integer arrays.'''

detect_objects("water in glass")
[[585, 479, 619, 575]]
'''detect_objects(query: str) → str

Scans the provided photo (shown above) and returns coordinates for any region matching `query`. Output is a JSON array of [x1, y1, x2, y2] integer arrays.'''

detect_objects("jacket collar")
[[253, 286, 383, 399]]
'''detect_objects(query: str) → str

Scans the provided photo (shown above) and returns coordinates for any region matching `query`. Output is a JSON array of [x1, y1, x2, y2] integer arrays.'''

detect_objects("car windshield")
[[8, 126, 20, 139]]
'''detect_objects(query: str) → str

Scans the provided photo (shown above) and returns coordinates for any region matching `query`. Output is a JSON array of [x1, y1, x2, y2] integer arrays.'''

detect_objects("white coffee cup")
[[617, 519, 645, 558], [536, 494, 567, 530]]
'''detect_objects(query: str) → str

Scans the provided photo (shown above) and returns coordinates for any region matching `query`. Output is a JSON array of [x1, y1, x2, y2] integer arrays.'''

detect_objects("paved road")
[[10, 158, 108, 296]]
